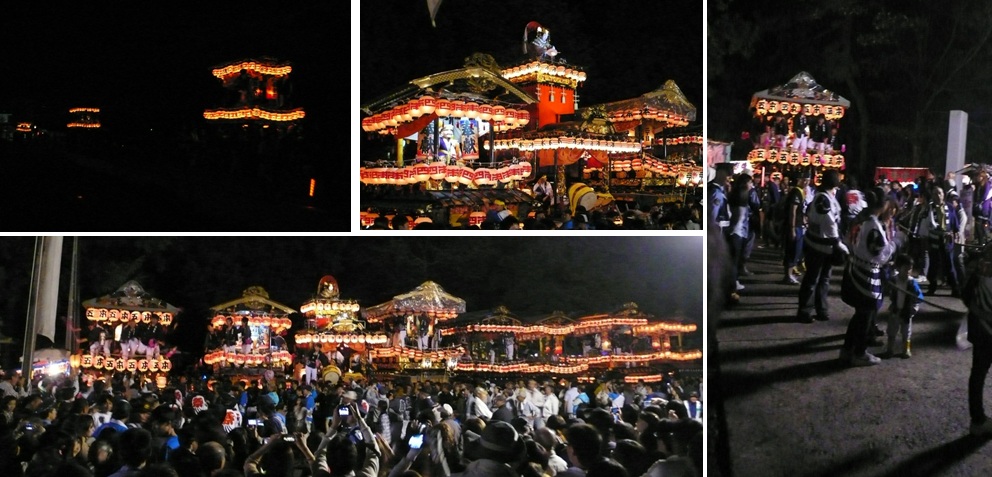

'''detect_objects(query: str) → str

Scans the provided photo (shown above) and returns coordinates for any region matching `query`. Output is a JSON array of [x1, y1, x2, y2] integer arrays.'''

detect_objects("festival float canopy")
[[203, 286, 296, 368], [78, 281, 179, 376], [750, 71, 850, 119], [82, 280, 180, 326], [362, 281, 467, 323], [361, 64, 538, 136], [600, 80, 697, 131]]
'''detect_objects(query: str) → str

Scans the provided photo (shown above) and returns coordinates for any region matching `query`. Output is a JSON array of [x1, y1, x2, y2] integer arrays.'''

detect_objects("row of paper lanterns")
[[500, 61, 588, 83], [203, 351, 293, 366], [360, 162, 532, 186], [86, 308, 175, 326], [492, 136, 641, 153], [454, 362, 590, 374], [560, 349, 704, 365], [753, 99, 846, 120], [605, 158, 703, 176], [294, 332, 389, 346], [606, 108, 692, 127], [76, 354, 173, 373], [300, 300, 361, 315], [209, 314, 292, 333], [370, 345, 466, 360], [365, 307, 461, 323], [361, 97, 530, 133], [747, 148, 846, 169], [658, 136, 704, 146]]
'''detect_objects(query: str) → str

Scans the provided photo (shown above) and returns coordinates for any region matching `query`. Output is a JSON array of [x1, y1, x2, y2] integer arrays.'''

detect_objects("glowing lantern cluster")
[[69, 107, 100, 113], [454, 362, 589, 374], [500, 61, 588, 84], [361, 96, 530, 134], [753, 99, 845, 121], [607, 159, 701, 178], [370, 345, 466, 361], [300, 300, 360, 315], [658, 135, 704, 146], [493, 136, 641, 154], [360, 162, 532, 186], [85, 308, 174, 326], [606, 109, 691, 127], [77, 354, 172, 373], [15, 122, 33, 132], [209, 314, 292, 333], [204, 107, 305, 121], [211, 61, 292, 79], [203, 350, 293, 366], [295, 333, 389, 347], [747, 149, 845, 169], [560, 349, 703, 365]]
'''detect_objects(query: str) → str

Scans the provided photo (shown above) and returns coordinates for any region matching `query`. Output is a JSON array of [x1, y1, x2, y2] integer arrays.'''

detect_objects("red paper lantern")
[[478, 104, 493, 121], [419, 96, 437, 115], [436, 99, 452, 117], [492, 106, 506, 122]]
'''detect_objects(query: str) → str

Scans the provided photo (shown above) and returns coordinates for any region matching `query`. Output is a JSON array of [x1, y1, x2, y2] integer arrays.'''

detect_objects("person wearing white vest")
[[798, 169, 847, 323]]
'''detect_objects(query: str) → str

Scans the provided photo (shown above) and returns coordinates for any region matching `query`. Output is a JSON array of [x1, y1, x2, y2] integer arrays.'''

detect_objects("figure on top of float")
[[524, 21, 559, 61]]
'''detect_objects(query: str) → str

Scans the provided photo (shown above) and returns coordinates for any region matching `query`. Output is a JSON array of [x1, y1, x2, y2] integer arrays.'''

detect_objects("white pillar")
[[947, 110, 968, 182]]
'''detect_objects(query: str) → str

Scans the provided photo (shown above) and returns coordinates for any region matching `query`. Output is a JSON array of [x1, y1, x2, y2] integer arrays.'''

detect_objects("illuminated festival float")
[[362, 281, 468, 376], [360, 21, 699, 226], [438, 302, 700, 380], [76, 281, 180, 387], [293, 276, 389, 385], [204, 58, 305, 124], [202, 286, 296, 375], [745, 71, 850, 184], [67, 107, 101, 129]]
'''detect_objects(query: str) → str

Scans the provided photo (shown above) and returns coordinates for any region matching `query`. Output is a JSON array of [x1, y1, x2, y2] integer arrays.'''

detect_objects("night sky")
[[0, 2, 336, 138], [0, 236, 703, 367], [359, 0, 703, 123]]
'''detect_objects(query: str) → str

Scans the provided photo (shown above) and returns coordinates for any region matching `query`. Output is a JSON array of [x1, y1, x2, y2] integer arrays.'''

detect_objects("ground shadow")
[[869, 434, 987, 477], [799, 447, 886, 477], [717, 333, 845, 362], [721, 358, 848, 400], [718, 314, 801, 328]]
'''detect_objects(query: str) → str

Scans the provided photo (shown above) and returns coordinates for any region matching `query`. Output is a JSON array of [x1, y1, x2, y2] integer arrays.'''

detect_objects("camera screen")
[[339, 406, 350, 416], [409, 434, 424, 449]]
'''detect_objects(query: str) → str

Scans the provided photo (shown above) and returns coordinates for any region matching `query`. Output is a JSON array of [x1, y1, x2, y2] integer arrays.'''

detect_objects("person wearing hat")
[[797, 169, 847, 323], [450, 420, 528, 477]]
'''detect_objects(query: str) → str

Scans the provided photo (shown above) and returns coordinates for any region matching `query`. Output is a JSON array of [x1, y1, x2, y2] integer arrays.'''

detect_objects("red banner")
[[875, 167, 929, 184]]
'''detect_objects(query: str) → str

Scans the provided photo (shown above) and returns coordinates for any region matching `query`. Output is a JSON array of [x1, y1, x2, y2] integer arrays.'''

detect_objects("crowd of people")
[[363, 201, 703, 231], [0, 366, 703, 477], [710, 163, 986, 367]]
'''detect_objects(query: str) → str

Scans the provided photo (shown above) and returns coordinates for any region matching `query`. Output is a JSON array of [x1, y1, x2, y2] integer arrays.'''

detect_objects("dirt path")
[[713, 245, 992, 477]]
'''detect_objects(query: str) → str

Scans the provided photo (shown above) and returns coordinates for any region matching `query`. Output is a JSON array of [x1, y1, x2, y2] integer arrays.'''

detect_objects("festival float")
[[362, 281, 467, 377], [76, 281, 180, 388], [439, 302, 700, 380], [204, 58, 305, 126], [745, 71, 850, 184], [202, 286, 296, 379], [294, 276, 389, 385], [67, 107, 101, 129], [595, 81, 703, 208], [360, 20, 701, 227]]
